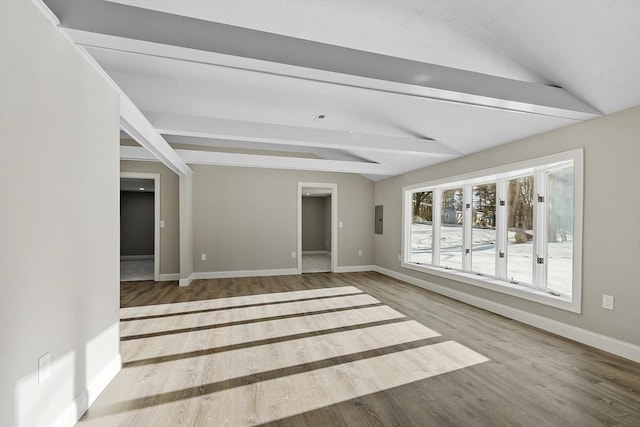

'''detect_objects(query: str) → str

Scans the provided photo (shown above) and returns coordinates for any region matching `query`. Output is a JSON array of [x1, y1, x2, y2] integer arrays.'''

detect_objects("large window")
[[403, 150, 583, 312]]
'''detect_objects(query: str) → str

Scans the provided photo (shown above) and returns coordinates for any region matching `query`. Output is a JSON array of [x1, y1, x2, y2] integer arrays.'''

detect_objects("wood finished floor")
[[78, 272, 640, 426]]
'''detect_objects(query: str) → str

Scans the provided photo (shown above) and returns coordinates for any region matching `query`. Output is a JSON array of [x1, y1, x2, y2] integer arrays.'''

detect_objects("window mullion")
[[432, 188, 441, 265], [496, 177, 507, 279], [463, 184, 472, 271], [533, 169, 547, 290]]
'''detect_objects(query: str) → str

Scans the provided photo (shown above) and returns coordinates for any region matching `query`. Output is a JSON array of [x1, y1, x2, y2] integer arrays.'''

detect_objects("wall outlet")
[[291, 251, 296, 258], [602, 294, 614, 310], [358, 249, 363, 256], [201, 253, 206, 261], [398, 254, 402, 261], [38, 352, 51, 384], [159, 220, 165, 228], [339, 222, 344, 228]]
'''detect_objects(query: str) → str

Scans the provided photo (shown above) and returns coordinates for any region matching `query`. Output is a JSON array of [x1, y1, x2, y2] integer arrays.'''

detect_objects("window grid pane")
[[506, 176, 534, 285], [471, 183, 497, 276], [410, 191, 433, 264], [546, 166, 574, 294], [440, 188, 464, 270]]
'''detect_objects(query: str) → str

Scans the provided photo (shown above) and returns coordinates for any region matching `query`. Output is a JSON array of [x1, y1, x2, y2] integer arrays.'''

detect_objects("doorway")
[[120, 173, 160, 281], [298, 182, 337, 273]]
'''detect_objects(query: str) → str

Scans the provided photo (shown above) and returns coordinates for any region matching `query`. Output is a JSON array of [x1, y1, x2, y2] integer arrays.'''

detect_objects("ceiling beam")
[[46, 0, 601, 121], [120, 146, 398, 176], [147, 112, 459, 158]]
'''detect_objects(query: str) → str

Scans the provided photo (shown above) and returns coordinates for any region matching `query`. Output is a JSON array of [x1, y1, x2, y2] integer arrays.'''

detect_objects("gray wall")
[[374, 106, 640, 346], [193, 166, 373, 272], [302, 197, 326, 251], [323, 196, 332, 252], [121, 160, 180, 274], [0, 3, 120, 426], [120, 191, 154, 256]]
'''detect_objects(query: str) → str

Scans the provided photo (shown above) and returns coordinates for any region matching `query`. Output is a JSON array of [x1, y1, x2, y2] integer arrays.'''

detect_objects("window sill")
[[401, 261, 580, 313]]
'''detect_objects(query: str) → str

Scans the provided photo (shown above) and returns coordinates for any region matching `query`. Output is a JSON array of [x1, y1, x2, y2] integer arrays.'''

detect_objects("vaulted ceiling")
[[44, 0, 640, 180]]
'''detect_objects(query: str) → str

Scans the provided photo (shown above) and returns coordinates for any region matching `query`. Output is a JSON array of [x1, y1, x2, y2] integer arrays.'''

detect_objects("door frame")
[[297, 182, 337, 274], [120, 172, 161, 281]]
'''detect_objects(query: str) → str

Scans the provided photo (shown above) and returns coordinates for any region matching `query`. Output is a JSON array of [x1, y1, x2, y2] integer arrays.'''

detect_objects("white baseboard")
[[193, 268, 299, 280], [158, 273, 180, 281], [374, 266, 640, 363], [302, 250, 331, 255], [120, 255, 154, 261], [334, 265, 376, 273], [179, 273, 194, 287], [53, 353, 122, 427]]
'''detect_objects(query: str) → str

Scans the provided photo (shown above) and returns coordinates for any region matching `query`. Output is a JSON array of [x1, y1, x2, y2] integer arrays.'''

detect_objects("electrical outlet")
[[602, 294, 614, 310], [201, 253, 206, 261], [339, 222, 343, 228], [398, 254, 402, 261], [159, 220, 165, 228], [38, 353, 51, 384], [358, 249, 363, 256], [291, 251, 296, 258]]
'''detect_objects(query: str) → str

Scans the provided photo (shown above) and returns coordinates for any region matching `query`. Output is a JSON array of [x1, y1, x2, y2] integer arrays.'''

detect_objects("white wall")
[[0, 2, 121, 426], [374, 106, 640, 349]]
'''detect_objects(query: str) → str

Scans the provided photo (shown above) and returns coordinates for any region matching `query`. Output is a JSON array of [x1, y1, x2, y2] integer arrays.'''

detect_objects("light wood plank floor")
[[78, 272, 640, 426]]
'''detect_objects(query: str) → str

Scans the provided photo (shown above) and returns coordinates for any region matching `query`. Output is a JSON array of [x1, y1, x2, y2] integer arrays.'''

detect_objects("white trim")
[[158, 273, 180, 281], [179, 273, 194, 287], [334, 265, 376, 273], [192, 269, 298, 280], [120, 255, 153, 261], [298, 183, 338, 274], [374, 266, 640, 363], [400, 262, 578, 312], [52, 353, 122, 427], [120, 172, 161, 282], [302, 250, 331, 255]]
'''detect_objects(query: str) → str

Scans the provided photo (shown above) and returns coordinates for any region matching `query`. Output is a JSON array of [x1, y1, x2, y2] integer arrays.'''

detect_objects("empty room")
[[1, 1, 639, 426]]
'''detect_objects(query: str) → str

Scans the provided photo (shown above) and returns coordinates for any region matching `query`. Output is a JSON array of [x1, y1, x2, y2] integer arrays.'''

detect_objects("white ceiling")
[[45, 0, 640, 180]]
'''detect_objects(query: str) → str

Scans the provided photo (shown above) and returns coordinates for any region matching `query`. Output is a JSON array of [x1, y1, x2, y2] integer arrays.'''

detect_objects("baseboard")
[[179, 273, 194, 287], [53, 353, 122, 427], [158, 273, 180, 281], [302, 250, 331, 255], [374, 266, 640, 363], [334, 265, 376, 273], [120, 255, 153, 261], [193, 268, 299, 280]]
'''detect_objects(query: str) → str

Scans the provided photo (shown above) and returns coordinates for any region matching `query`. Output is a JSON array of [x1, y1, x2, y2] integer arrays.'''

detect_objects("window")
[[402, 150, 583, 312]]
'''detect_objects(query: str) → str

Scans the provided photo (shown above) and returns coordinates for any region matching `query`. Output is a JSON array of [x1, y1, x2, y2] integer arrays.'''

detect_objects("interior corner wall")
[[121, 160, 180, 275], [373, 106, 640, 347], [0, 2, 120, 426], [302, 197, 326, 251], [192, 166, 374, 273]]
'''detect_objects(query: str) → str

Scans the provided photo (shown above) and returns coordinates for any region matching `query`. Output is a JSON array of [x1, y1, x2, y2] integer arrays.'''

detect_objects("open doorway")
[[298, 183, 337, 273], [120, 173, 160, 281]]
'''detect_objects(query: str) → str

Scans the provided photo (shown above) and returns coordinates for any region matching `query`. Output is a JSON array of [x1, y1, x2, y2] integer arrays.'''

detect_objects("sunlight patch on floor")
[[121, 305, 406, 363], [120, 293, 381, 338], [120, 285, 363, 319]]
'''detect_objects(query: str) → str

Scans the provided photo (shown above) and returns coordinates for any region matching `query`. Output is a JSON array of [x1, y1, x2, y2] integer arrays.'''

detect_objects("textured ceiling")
[[45, 0, 640, 180]]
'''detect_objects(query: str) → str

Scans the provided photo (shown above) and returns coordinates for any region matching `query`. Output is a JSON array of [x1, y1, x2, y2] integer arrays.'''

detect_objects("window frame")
[[402, 149, 583, 313]]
